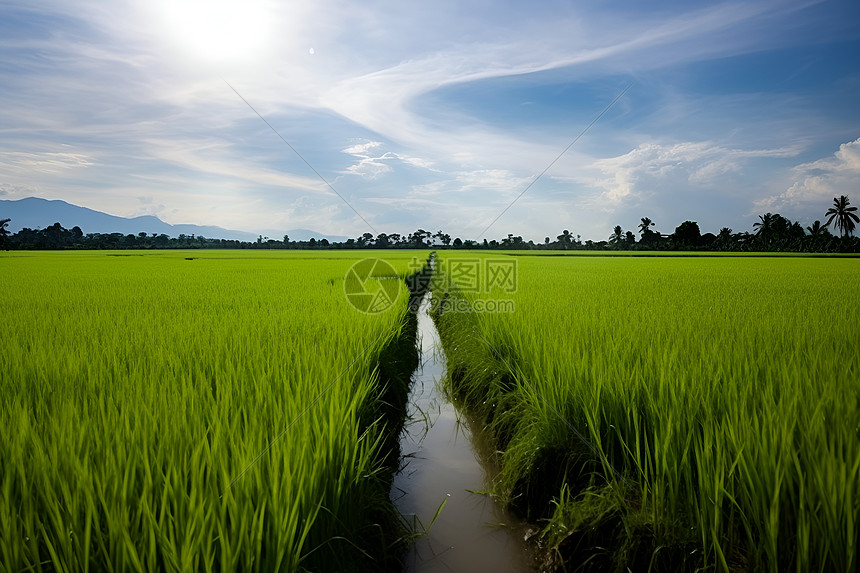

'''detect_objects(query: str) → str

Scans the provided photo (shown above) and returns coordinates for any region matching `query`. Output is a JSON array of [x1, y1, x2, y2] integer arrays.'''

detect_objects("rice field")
[[431, 252, 860, 572], [0, 250, 427, 572]]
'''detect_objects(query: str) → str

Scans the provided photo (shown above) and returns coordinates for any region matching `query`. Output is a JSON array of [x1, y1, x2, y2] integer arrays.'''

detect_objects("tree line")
[[1, 195, 857, 253]]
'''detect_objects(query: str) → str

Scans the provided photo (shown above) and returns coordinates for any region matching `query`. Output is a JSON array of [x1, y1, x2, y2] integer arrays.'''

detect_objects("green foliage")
[[0, 249, 427, 572], [434, 253, 860, 572]]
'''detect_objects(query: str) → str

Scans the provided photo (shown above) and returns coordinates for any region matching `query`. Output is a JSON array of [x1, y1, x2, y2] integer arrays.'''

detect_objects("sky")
[[1, 0, 859, 241]]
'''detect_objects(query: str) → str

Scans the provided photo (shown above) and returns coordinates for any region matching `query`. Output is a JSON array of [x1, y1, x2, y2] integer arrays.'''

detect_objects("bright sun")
[[160, 0, 271, 66]]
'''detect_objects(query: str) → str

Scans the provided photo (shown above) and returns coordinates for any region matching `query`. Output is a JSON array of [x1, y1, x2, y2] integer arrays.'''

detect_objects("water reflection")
[[392, 295, 535, 573]]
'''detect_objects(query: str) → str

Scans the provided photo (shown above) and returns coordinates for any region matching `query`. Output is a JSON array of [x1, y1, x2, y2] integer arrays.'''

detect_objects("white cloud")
[[345, 153, 395, 179], [342, 141, 383, 156], [341, 141, 438, 180], [757, 138, 860, 210], [590, 142, 800, 204], [341, 141, 392, 179]]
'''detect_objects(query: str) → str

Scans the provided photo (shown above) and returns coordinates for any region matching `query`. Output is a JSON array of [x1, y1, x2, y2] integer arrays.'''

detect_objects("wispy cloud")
[[140, 138, 327, 193], [0, 150, 95, 173], [319, 0, 821, 149]]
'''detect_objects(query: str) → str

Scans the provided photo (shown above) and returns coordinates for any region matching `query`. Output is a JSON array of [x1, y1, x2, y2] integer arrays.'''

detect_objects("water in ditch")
[[392, 293, 536, 572]]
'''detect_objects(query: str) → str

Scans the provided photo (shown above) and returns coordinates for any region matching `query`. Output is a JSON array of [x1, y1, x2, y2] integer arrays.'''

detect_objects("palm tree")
[[806, 220, 828, 237], [752, 212, 784, 249], [715, 227, 734, 249], [0, 218, 9, 246], [824, 195, 859, 238], [805, 220, 832, 252], [608, 225, 624, 248], [638, 217, 655, 237], [753, 213, 775, 237]]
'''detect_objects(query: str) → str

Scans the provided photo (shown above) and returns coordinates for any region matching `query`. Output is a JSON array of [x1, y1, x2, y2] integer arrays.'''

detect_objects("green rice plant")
[[0, 249, 427, 572], [432, 252, 860, 572]]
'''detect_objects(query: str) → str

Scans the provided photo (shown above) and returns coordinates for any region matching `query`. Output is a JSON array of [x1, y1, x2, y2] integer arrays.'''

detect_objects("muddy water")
[[392, 294, 535, 573]]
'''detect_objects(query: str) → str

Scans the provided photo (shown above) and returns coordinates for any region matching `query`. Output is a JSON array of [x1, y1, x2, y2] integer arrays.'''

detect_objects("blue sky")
[[1, 0, 859, 241]]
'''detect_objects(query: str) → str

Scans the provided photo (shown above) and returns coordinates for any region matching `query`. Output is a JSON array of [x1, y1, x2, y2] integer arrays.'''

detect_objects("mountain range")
[[0, 197, 347, 242]]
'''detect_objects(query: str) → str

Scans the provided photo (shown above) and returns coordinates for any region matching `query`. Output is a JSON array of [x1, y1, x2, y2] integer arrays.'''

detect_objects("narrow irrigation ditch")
[[392, 257, 536, 572]]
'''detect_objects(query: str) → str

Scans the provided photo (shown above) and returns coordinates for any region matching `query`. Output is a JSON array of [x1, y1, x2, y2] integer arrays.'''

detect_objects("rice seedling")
[[0, 249, 427, 572], [432, 252, 860, 572]]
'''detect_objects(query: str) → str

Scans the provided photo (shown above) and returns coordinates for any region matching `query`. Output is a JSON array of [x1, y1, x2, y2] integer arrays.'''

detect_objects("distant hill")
[[0, 197, 347, 242]]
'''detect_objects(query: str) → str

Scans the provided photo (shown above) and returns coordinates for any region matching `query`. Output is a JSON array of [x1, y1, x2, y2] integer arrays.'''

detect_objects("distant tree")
[[502, 234, 525, 248], [766, 218, 802, 251], [283, 234, 290, 244], [788, 220, 805, 241], [43, 222, 72, 247], [433, 230, 451, 246], [637, 217, 658, 247], [638, 217, 655, 237], [375, 233, 390, 248], [824, 195, 859, 238], [807, 220, 827, 237], [608, 225, 624, 249], [544, 237, 550, 245], [804, 220, 833, 252], [715, 227, 734, 250], [754, 213, 804, 250], [0, 218, 10, 247], [409, 229, 432, 248], [753, 213, 776, 238], [625, 231, 636, 247], [452, 237, 463, 248], [557, 229, 573, 249], [752, 213, 791, 249], [357, 232, 374, 248], [673, 221, 701, 248]]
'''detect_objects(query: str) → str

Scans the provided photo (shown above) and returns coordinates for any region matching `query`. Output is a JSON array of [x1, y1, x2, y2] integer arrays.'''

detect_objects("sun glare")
[[160, 0, 271, 66]]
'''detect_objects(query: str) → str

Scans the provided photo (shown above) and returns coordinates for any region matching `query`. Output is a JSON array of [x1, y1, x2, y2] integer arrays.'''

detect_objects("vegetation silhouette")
[[824, 195, 859, 239], [0, 218, 9, 248], [2, 196, 858, 253]]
